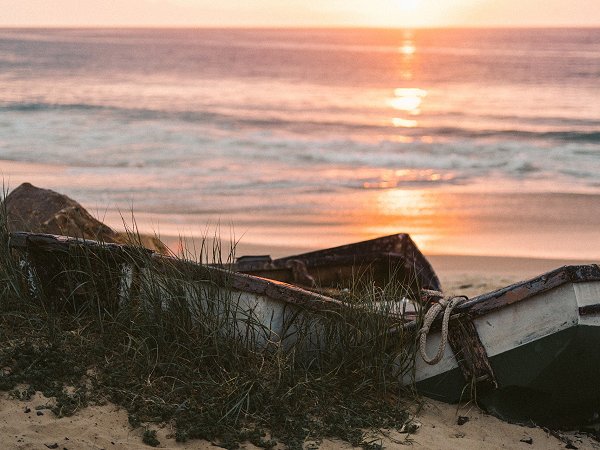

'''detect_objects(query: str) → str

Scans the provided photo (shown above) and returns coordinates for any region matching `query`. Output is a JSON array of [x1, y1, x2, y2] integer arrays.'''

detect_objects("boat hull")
[[8, 232, 368, 354], [411, 266, 600, 427], [417, 324, 600, 427]]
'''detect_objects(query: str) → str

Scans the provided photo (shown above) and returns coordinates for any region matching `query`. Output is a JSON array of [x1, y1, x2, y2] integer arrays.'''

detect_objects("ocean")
[[1, 28, 600, 257]]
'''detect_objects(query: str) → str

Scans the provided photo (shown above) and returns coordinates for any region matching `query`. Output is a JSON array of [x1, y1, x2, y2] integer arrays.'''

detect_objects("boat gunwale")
[[403, 264, 600, 333], [240, 252, 411, 270], [460, 264, 600, 316], [272, 233, 411, 261]]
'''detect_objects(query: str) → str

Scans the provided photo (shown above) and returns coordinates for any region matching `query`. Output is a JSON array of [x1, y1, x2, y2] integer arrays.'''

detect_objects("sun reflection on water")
[[390, 31, 428, 128], [391, 117, 418, 128], [362, 169, 455, 189], [398, 31, 417, 81], [357, 188, 466, 253], [377, 188, 431, 216], [399, 42, 416, 56], [390, 88, 427, 114], [368, 189, 436, 251]]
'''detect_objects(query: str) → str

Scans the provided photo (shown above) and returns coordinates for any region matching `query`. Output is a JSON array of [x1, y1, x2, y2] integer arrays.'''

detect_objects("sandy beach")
[[1, 182, 598, 449], [429, 253, 599, 297], [2, 390, 598, 449]]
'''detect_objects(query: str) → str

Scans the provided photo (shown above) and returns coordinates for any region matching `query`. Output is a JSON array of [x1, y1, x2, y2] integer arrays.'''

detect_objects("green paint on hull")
[[416, 325, 600, 427]]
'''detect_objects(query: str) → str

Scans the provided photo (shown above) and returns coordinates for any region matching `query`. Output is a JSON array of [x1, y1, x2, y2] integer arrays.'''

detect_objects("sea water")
[[1, 28, 599, 255]]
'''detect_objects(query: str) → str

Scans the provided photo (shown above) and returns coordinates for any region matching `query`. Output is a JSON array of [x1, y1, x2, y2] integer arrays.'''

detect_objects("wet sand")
[[4, 162, 600, 261], [105, 189, 600, 265]]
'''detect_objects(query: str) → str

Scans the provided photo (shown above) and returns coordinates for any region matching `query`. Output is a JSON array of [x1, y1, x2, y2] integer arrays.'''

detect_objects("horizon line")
[[1, 24, 600, 30]]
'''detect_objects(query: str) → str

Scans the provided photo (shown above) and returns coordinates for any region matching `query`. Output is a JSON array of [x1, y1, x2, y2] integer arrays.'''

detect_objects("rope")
[[418, 293, 468, 365]]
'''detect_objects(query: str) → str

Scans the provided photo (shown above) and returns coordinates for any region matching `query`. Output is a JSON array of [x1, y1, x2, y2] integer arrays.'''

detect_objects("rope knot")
[[436, 297, 448, 307], [418, 294, 468, 365], [417, 325, 430, 336]]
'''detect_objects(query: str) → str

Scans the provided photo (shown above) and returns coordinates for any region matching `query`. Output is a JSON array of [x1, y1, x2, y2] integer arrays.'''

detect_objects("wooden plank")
[[149, 252, 344, 312], [447, 315, 498, 391], [9, 231, 152, 258], [401, 265, 600, 336], [10, 233, 128, 312], [462, 265, 600, 317]]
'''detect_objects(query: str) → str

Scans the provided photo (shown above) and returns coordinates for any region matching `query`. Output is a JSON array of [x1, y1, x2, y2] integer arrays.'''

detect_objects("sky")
[[1, 0, 599, 28]]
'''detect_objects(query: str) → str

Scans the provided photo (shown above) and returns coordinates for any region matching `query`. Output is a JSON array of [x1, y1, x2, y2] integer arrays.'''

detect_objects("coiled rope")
[[418, 291, 468, 365]]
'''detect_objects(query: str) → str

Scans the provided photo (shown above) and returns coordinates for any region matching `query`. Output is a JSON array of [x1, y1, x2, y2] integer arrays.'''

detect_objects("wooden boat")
[[7, 232, 376, 349], [407, 264, 600, 427], [231, 234, 441, 298]]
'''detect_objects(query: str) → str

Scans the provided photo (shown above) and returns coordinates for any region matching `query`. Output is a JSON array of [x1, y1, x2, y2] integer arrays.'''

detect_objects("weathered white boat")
[[7, 232, 400, 351], [407, 264, 600, 427]]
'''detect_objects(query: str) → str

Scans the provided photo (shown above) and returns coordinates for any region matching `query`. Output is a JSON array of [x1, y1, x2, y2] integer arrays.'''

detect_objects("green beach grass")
[[0, 191, 422, 449]]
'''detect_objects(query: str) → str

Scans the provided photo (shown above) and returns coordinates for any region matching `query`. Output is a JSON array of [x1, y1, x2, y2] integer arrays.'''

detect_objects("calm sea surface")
[[1, 28, 599, 256]]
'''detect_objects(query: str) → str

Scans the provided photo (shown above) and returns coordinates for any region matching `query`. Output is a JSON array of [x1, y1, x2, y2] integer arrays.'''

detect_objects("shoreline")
[[3, 161, 600, 261], [103, 188, 600, 262]]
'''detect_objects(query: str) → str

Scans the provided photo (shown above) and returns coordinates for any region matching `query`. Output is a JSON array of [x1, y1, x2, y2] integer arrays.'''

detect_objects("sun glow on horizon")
[[392, 0, 426, 28], [398, 0, 419, 12], [1, 0, 599, 27]]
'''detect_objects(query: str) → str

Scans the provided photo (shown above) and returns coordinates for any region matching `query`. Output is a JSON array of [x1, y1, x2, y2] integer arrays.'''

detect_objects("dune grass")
[[0, 194, 421, 449]]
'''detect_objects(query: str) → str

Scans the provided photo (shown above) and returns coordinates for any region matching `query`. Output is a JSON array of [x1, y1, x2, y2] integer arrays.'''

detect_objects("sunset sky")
[[2, 0, 600, 28]]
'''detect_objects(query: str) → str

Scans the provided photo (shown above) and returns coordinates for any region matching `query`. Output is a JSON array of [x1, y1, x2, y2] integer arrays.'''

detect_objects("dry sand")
[[0, 391, 216, 450], [2, 255, 598, 449], [429, 254, 598, 298], [2, 391, 598, 450]]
